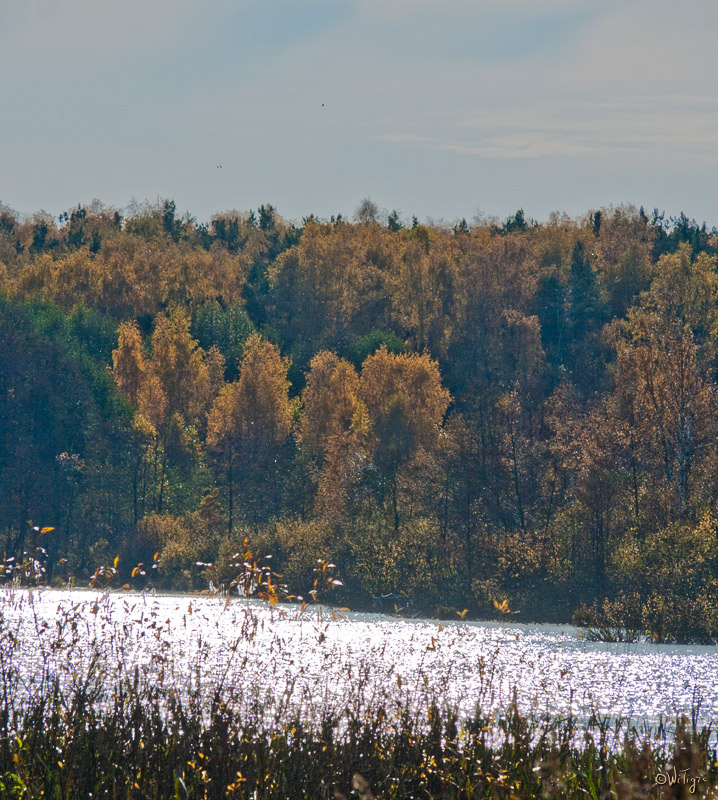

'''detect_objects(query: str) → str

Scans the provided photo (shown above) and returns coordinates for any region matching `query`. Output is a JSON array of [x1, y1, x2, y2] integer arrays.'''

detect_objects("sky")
[[2, 0, 718, 227]]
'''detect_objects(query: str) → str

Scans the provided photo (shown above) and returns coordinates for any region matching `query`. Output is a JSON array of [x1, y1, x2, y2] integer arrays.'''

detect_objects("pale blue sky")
[[2, 0, 718, 226]]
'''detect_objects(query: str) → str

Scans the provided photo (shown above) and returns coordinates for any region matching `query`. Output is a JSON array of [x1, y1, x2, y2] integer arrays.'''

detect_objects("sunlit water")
[[4, 588, 717, 735]]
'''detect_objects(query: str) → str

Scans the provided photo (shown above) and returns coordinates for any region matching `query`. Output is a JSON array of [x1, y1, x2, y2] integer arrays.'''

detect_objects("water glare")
[[5, 587, 717, 735]]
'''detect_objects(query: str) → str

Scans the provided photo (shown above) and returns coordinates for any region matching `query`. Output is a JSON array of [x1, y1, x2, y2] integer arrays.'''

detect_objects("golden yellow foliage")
[[359, 345, 451, 449], [112, 321, 146, 406], [300, 351, 360, 461]]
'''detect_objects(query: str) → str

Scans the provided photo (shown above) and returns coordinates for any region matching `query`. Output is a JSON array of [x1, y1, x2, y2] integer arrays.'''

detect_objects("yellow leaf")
[[41, 527, 55, 534], [113, 556, 120, 569]]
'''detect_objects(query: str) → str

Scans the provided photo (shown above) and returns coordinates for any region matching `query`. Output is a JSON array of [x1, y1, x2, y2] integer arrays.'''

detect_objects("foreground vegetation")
[[3, 199, 718, 641], [5, 680, 718, 799], [2, 586, 717, 799]]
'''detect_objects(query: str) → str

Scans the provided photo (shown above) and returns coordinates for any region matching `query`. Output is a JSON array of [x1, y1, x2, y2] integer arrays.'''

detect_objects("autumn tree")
[[206, 334, 293, 532], [299, 351, 363, 519], [13, 228, 247, 319], [268, 220, 397, 369], [359, 346, 451, 531], [112, 311, 223, 517], [112, 320, 147, 407], [300, 351, 360, 462], [150, 310, 217, 429], [388, 232, 459, 355], [593, 206, 655, 319], [604, 246, 717, 531], [547, 388, 635, 594]]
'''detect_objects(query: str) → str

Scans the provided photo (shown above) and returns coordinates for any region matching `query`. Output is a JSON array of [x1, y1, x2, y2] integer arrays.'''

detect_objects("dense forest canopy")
[[2, 198, 718, 640]]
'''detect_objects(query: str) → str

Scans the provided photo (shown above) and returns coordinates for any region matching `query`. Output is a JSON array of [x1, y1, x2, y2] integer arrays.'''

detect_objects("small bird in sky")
[[217, 165, 222, 169]]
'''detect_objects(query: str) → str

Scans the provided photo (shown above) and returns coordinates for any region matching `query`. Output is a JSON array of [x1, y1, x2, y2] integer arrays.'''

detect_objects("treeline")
[[2, 199, 718, 639]]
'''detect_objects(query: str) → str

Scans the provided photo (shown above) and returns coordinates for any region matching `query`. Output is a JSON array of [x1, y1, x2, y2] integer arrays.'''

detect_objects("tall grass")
[[1, 588, 717, 798], [3, 673, 717, 798]]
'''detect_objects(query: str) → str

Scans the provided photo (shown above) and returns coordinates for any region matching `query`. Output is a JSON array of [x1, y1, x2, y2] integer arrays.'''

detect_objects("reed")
[[2, 671, 717, 798], [1, 588, 717, 798]]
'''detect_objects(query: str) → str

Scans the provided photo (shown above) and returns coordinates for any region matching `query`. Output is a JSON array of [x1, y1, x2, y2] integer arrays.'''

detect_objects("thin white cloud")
[[443, 139, 599, 160], [439, 101, 718, 160], [375, 133, 435, 144], [359, 0, 584, 21]]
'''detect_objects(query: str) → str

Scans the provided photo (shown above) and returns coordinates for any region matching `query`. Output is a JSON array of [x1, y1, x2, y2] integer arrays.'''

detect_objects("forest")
[[2, 198, 718, 641]]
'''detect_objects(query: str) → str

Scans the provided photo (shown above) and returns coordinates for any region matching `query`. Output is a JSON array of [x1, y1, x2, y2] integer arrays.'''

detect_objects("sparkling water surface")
[[4, 588, 717, 731]]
